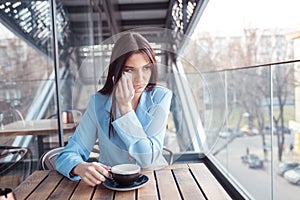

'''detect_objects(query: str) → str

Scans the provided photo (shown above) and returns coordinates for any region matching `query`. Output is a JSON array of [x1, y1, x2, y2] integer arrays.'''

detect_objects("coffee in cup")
[[109, 164, 141, 186]]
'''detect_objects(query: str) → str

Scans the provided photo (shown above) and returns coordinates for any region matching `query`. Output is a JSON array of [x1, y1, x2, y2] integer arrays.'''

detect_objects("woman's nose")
[[134, 70, 143, 82]]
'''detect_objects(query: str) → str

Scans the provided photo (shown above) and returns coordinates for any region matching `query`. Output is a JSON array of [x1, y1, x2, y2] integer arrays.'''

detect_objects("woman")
[[56, 32, 172, 186]]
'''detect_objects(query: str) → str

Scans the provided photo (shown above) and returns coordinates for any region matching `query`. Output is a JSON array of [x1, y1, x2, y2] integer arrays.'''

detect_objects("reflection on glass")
[[0, 1, 55, 191], [207, 63, 299, 199]]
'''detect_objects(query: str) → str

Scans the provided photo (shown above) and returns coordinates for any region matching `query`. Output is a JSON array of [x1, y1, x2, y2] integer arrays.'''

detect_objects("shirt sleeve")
[[56, 95, 98, 180], [111, 89, 172, 168]]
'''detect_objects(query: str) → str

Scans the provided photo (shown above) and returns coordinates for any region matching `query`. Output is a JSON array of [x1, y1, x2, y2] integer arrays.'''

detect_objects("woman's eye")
[[124, 69, 133, 73], [144, 65, 152, 70]]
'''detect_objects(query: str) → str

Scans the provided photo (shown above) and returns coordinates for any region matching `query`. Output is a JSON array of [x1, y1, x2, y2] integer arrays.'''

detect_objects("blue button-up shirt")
[[56, 86, 172, 180]]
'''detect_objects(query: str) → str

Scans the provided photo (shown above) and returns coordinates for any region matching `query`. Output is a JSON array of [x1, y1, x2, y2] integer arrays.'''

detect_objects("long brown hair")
[[99, 32, 158, 137]]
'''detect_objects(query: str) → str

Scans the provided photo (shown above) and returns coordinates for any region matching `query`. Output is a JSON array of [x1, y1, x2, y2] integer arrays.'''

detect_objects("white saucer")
[[103, 174, 149, 191]]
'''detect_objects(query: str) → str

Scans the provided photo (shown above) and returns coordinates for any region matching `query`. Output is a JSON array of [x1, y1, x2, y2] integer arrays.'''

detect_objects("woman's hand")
[[115, 73, 134, 115], [72, 162, 111, 186]]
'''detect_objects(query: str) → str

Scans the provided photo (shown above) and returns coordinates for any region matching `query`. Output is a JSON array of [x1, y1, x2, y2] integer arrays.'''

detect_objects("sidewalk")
[[282, 151, 300, 162]]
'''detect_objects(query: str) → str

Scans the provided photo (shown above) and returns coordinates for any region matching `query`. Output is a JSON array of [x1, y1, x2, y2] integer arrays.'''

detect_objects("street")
[[214, 134, 300, 200]]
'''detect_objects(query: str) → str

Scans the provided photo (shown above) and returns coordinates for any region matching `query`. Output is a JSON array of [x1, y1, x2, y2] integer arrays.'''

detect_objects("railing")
[[203, 60, 300, 200]]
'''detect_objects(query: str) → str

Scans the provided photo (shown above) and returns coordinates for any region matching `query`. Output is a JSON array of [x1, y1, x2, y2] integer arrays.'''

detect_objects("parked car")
[[241, 125, 259, 136], [263, 125, 276, 134], [219, 128, 244, 139], [278, 161, 299, 176], [284, 166, 300, 185], [276, 125, 291, 135], [230, 128, 244, 137], [219, 130, 232, 139], [241, 154, 263, 169], [264, 125, 291, 135]]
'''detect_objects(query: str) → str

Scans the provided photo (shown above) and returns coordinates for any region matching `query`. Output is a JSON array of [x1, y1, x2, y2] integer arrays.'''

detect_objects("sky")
[[195, 0, 300, 35]]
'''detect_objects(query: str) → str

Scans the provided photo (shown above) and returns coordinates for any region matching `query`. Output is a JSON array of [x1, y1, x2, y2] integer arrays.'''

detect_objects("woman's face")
[[123, 53, 152, 94]]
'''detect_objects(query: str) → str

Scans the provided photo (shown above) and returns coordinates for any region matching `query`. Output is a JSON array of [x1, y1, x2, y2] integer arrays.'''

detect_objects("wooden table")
[[0, 119, 76, 137], [13, 163, 232, 200], [0, 119, 77, 156]]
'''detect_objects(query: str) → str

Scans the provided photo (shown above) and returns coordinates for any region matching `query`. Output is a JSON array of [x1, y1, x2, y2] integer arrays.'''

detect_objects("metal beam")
[[178, 0, 209, 55], [121, 18, 165, 26], [64, 6, 91, 13], [118, 2, 169, 11], [102, 0, 120, 35]]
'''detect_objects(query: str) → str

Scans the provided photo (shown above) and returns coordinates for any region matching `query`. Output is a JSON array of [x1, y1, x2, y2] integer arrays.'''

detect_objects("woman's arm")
[[112, 89, 172, 167], [56, 95, 110, 185]]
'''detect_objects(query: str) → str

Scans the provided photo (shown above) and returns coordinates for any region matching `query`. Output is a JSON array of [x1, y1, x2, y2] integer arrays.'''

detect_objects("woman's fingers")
[[77, 162, 110, 187], [87, 163, 106, 181], [120, 76, 128, 96], [116, 75, 134, 101], [126, 76, 134, 96], [82, 172, 101, 186], [93, 162, 111, 178], [82, 176, 97, 186], [114, 75, 134, 115], [100, 163, 111, 170]]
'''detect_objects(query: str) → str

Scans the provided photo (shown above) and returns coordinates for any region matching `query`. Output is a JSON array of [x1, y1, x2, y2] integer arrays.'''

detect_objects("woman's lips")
[[134, 84, 145, 90]]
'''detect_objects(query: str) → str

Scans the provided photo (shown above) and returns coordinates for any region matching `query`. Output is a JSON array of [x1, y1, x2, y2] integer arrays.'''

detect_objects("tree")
[[272, 65, 294, 161], [194, 28, 295, 161]]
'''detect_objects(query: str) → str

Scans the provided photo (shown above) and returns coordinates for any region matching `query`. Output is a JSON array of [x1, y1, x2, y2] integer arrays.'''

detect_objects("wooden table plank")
[[70, 180, 95, 200], [137, 170, 158, 200], [189, 163, 232, 200], [173, 168, 206, 200], [155, 169, 181, 200], [93, 184, 114, 200], [48, 177, 79, 200], [27, 171, 64, 200], [114, 190, 136, 200], [162, 163, 189, 170], [14, 170, 50, 199]]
